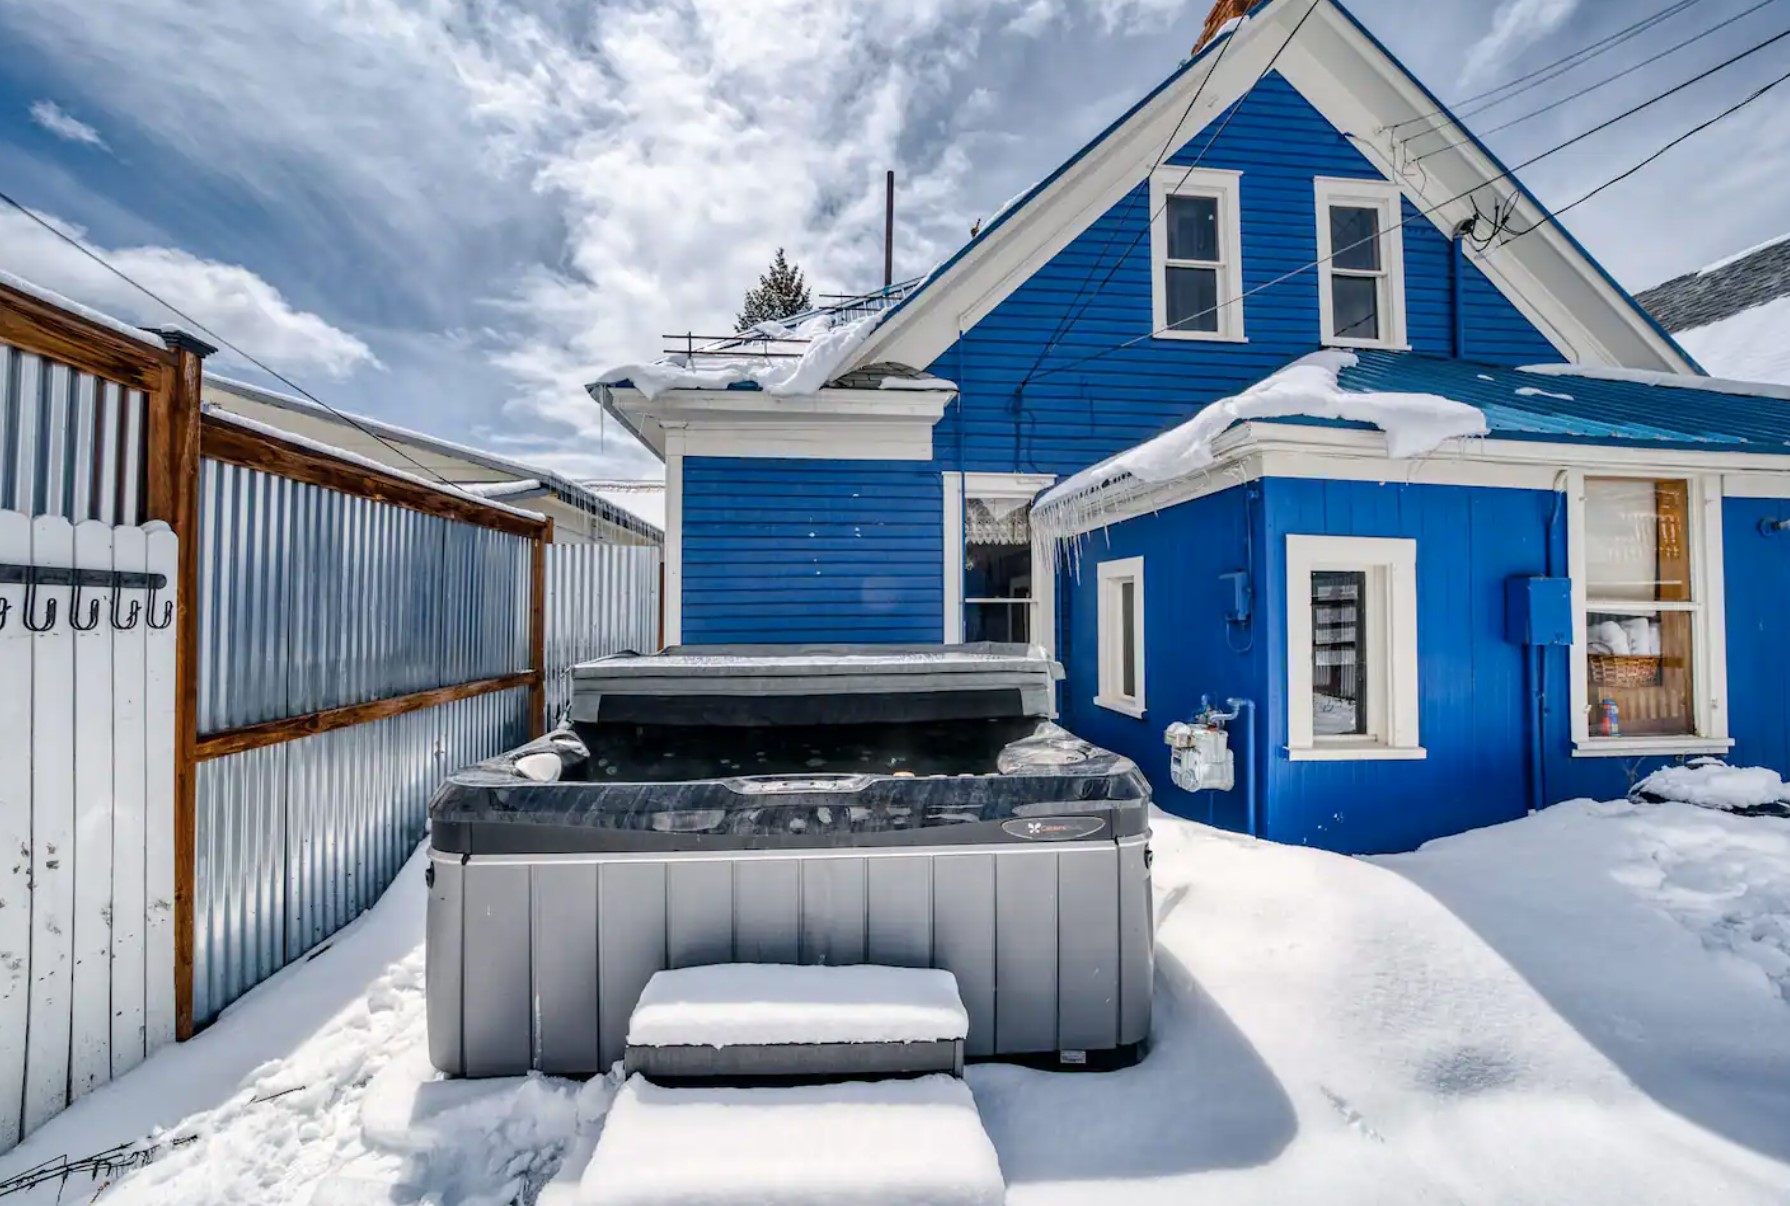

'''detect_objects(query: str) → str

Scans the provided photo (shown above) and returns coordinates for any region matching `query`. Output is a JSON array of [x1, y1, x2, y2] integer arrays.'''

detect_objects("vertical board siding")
[[544, 542, 661, 724], [193, 686, 529, 1025], [196, 459, 533, 734], [0, 513, 178, 1154], [1, 342, 147, 526], [682, 458, 944, 643]]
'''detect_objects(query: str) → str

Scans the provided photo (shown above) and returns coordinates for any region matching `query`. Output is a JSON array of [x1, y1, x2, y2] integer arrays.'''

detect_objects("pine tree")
[[735, 248, 813, 332]]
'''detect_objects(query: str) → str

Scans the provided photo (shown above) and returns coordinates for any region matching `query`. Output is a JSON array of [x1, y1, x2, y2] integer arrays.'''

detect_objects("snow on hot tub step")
[[624, 964, 970, 1081], [579, 1074, 1005, 1206]]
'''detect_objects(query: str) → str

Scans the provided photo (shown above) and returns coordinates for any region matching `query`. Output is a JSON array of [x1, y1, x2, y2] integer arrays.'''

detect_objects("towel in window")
[[1620, 617, 1653, 658], [1589, 620, 1630, 656]]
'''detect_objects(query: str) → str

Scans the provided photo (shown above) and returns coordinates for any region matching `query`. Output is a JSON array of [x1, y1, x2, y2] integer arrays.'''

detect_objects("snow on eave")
[[1520, 363, 1790, 404], [204, 409, 545, 524], [593, 310, 881, 402], [0, 266, 169, 350], [878, 376, 958, 391]]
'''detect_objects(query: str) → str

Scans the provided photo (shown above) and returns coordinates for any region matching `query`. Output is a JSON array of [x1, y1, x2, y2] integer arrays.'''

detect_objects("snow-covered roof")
[[1633, 235, 1790, 389]]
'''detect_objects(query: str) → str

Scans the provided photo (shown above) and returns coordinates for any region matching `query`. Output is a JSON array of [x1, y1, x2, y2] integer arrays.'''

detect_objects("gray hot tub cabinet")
[[425, 644, 1154, 1076]]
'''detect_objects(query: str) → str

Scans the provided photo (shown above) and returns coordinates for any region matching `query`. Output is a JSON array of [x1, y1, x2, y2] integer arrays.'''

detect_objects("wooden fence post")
[[143, 327, 214, 1042], [530, 520, 552, 738]]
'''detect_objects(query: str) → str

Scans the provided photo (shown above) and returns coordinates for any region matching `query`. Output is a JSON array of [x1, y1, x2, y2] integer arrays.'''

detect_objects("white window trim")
[[1285, 534, 1424, 760], [1096, 557, 1146, 717], [1150, 166, 1246, 343], [1314, 176, 1408, 351], [942, 472, 1057, 656], [1566, 469, 1732, 758]]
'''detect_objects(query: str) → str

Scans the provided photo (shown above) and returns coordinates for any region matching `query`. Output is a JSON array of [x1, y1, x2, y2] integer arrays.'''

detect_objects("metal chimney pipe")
[[884, 170, 896, 289]]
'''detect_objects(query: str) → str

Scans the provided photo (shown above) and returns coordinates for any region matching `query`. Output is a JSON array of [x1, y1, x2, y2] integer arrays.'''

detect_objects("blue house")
[[595, 0, 1790, 853]]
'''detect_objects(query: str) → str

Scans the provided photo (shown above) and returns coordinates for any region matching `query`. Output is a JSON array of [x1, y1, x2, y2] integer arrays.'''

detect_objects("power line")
[[1015, 0, 1324, 389], [1028, 34, 1790, 384], [0, 187, 456, 488], [1414, 0, 1782, 164], [1386, 0, 1706, 135]]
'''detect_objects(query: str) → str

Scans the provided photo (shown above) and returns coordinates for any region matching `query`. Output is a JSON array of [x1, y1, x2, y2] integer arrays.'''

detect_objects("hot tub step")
[[623, 964, 968, 1081]]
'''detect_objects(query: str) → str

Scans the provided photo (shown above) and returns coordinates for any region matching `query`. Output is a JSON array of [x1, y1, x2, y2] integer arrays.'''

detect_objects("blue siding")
[[1717, 496, 1790, 774], [926, 72, 1562, 478], [681, 458, 943, 643]]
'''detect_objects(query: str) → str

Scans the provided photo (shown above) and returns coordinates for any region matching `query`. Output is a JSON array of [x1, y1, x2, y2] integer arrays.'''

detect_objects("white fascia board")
[[850, 0, 1693, 378], [602, 384, 953, 460], [1041, 422, 1790, 538]]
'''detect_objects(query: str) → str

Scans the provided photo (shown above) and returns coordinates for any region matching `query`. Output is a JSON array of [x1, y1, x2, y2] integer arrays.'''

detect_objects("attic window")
[[1315, 177, 1406, 350], [1150, 167, 1244, 342]]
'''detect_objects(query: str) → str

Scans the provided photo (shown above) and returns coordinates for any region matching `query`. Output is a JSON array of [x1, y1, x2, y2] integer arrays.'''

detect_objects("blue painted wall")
[[681, 458, 943, 643], [1715, 496, 1790, 774]]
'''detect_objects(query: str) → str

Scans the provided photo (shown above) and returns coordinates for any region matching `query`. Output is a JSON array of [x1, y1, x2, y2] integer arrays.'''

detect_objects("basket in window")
[[1589, 654, 1662, 689]]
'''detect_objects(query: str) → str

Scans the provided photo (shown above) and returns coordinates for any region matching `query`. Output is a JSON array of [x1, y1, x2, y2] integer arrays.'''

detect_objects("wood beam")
[[0, 281, 174, 392]]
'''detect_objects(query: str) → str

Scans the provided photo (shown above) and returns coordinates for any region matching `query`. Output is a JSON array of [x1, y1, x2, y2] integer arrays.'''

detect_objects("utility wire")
[[0, 187, 457, 488], [1028, 32, 1790, 384], [1386, 0, 1706, 134], [1414, 0, 1782, 163], [1014, 0, 1324, 390]]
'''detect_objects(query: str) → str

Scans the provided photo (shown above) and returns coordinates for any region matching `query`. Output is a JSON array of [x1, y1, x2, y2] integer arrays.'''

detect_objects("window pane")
[[1120, 579, 1137, 698], [1312, 570, 1368, 737], [1331, 275, 1380, 340], [1586, 609, 1694, 737], [1330, 205, 1381, 272], [967, 601, 1030, 644], [1166, 266, 1219, 333], [964, 498, 1031, 604], [1584, 478, 1692, 603], [1167, 195, 1220, 262]]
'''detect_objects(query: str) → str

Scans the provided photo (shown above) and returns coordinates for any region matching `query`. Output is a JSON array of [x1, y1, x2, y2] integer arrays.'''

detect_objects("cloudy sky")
[[2, 0, 1786, 481]]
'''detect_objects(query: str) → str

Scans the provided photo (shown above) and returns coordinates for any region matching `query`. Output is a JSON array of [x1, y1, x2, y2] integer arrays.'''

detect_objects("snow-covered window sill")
[[1286, 745, 1427, 762], [1094, 696, 1147, 719], [1571, 737, 1735, 759]]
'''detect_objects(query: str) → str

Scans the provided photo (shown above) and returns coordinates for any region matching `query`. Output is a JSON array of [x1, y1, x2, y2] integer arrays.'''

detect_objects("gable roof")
[[1636, 233, 1790, 333], [850, 0, 1697, 379]]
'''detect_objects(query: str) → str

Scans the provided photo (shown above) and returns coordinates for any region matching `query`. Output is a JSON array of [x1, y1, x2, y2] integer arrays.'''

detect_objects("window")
[[1150, 167, 1244, 342], [1097, 557, 1146, 717], [1314, 178, 1406, 349], [943, 473, 1057, 653], [1285, 535, 1422, 760], [1570, 473, 1730, 756]]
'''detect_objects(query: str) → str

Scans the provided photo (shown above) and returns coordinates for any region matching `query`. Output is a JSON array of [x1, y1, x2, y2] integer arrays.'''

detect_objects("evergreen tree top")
[[736, 248, 813, 333]]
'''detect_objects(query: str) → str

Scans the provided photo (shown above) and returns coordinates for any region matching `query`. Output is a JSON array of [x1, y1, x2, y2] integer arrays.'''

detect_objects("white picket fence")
[[0, 511, 178, 1150]]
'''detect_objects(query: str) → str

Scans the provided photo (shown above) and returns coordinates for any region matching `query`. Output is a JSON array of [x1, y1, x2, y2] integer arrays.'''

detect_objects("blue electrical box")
[[1220, 570, 1252, 625], [1505, 576, 1573, 646]]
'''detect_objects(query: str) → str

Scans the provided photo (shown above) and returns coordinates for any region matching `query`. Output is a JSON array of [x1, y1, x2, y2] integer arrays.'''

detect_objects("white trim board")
[[662, 432, 684, 646], [847, 0, 1693, 378], [1095, 556, 1147, 718], [1313, 175, 1407, 351], [1150, 166, 1246, 343], [600, 385, 953, 461]]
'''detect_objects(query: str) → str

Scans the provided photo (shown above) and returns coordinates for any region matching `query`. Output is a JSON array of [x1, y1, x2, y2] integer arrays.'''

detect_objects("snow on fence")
[[0, 512, 180, 1151], [545, 541, 661, 723]]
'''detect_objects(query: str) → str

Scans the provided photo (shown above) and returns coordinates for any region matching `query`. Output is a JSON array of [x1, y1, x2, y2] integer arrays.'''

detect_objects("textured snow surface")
[[628, 965, 968, 1048], [596, 312, 878, 400], [0, 267, 168, 348], [1521, 359, 1790, 401], [1034, 351, 1486, 532], [1514, 385, 1574, 401], [1636, 760, 1790, 811], [580, 1075, 1003, 1206], [1672, 294, 1790, 389], [6, 804, 1789, 1204]]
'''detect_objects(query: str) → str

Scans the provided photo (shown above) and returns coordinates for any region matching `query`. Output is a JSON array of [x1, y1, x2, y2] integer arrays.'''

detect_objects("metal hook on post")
[[110, 582, 141, 631], [70, 580, 102, 631], [146, 584, 174, 630], [23, 570, 57, 632]]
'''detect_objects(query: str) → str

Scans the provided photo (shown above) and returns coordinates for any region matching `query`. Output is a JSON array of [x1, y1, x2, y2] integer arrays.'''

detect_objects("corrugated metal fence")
[[544, 542, 661, 723], [1, 339, 147, 526]]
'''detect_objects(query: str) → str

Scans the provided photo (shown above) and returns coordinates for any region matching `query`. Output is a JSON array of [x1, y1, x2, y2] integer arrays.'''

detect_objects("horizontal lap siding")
[[682, 459, 943, 643], [929, 73, 1562, 478]]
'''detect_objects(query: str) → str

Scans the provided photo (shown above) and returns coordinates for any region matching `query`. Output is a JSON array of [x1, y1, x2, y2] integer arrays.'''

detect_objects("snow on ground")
[[1635, 759, 1790, 813], [3, 801, 1788, 1204]]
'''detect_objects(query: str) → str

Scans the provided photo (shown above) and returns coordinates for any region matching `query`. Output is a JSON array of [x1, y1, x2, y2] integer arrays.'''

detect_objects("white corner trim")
[[662, 432, 685, 647], [942, 475, 964, 644], [1150, 165, 1246, 342], [1285, 533, 1419, 757], [1285, 744, 1427, 762], [1571, 737, 1735, 759], [1314, 175, 1406, 351], [1096, 556, 1146, 716], [602, 385, 953, 461], [1095, 696, 1149, 719]]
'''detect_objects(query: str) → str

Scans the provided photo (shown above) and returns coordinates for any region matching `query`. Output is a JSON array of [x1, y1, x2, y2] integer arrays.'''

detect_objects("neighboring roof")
[[204, 374, 661, 543], [849, 0, 1697, 378], [826, 361, 951, 391], [1635, 234, 1790, 334]]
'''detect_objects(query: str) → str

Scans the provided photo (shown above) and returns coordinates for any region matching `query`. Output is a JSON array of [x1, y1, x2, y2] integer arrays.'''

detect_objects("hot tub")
[[425, 644, 1153, 1077]]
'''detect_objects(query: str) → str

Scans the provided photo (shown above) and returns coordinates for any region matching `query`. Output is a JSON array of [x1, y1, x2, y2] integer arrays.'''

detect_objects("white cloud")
[[1461, 0, 1580, 89], [1007, 0, 1058, 36], [0, 207, 378, 378], [28, 100, 108, 150], [1090, 0, 1188, 34]]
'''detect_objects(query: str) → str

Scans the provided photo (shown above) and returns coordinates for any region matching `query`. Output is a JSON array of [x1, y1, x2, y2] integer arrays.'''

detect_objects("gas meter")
[[1164, 719, 1233, 793]]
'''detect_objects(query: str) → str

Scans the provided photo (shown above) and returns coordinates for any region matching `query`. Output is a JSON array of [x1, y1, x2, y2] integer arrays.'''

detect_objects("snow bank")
[[627, 965, 968, 1048], [1032, 351, 1486, 535], [1634, 760, 1790, 813], [579, 1075, 1004, 1206], [1671, 294, 1790, 390], [596, 311, 879, 401]]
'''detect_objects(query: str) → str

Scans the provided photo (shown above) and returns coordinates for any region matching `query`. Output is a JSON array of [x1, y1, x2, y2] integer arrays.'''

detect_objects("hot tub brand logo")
[[1002, 817, 1107, 842]]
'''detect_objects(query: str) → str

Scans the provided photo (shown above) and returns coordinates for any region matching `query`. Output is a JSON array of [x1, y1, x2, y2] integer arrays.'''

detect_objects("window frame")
[[1150, 166, 1246, 343], [1285, 534, 1424, 761], [1314, 177, 1407, 351], [1095, 556, 1147, 718], [1566, 469, 1732, 758], [942, 472, 1057, 656]]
